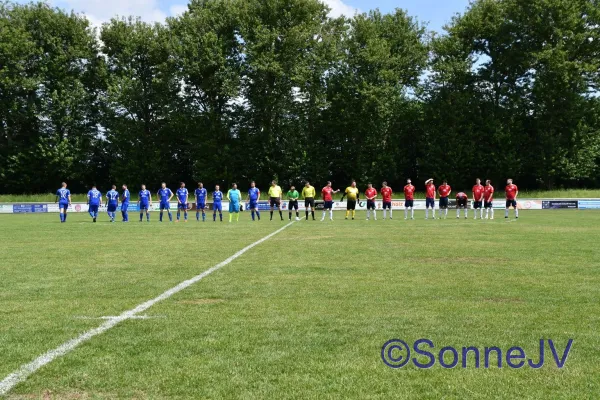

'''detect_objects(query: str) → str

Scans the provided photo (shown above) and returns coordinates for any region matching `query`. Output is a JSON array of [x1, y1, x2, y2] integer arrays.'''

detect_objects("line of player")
[[53, 178, 520, 223]]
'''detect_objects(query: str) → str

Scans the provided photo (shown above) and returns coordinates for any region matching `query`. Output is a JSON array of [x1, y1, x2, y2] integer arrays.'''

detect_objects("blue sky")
[[19, 0, 471, 33]]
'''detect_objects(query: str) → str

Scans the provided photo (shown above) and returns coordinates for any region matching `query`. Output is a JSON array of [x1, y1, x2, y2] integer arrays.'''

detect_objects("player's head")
[[426, 178, 433, 185], [215, 185, 220, 191], [327, 181, 332, 187], [112, 185, 116, 190], [91, 184, 96, 189], [291, 185, 295, 191], [61, 182, 67, 188], [161, 182, 166, 188], [232, 183, 237, 189], [250, 181, 255, 188], [351, 180, 356, 188], [305, 181, 310, 187], [476, 178, 481, 184], [122, 184, 127, 190], [486, 179, 491, 185], [367, 183, 373, 188], [507, 178, 513, 185], [406, 179, 411, 184], [141, 184, 146, 190], [271, 180, 277, 187], [382, 181, 388, 187], [442, 180, 447, 185], [198, 182, 203, 188], [180, 182, 185, 188]]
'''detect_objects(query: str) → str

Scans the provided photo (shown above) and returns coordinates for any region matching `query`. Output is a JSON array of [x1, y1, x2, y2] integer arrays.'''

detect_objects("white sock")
[[373, 210, 377, 219], [491, 209, 494, 218], [411, 208, 414, 218], [505, 209, 509, 218], [404, 208, 408, 218], [432, 209, 436, 218], [426, 209, 429, 218], [322, 211, 326, 219], [367, 210, 370, 219], [485, 209, 489, 218], [457, 209, 460, 217], [465, 209, 468, 218], [390, 210, 392, 218], [480, 208, 483, 218], [329, 210, 333, 219], [383, 209, 387, 219], [445, 209, 448, 217], [515, 209, 519, 218]]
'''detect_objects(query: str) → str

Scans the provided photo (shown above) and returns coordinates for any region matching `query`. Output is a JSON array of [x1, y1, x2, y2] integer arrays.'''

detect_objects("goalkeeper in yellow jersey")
[[342, 180, 360, 220]]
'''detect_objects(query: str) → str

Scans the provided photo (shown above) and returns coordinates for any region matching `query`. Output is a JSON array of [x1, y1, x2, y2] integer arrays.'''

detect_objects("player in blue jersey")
[[212, 185, 223, 222], [157, 182, 174, 222], [247, 181, 261, 221], [227, 183, 242, 223], [87, 185, 102, 223], [138, 184, 152, 222], [106, 185, 119, 222], [121, 184, 130, 222], [176, 182, 189, 222], [194, 182, 208, 222], [55, 182, 71, 223]]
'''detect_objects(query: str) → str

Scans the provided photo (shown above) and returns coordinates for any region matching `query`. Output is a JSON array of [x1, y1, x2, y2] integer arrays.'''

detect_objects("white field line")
[[0, 221, 296, 396], [73, 315, 165, 320]]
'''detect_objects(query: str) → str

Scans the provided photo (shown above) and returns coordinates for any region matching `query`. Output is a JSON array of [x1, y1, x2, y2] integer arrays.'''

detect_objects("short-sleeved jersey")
[[438, 184, 451, 197], [505, 184, 518, 200], [268, 185, 282, 198], [56, 188, 70, 202], [227, 189, 242, 203], [345, 187, 359, 201], [248, 187, 260, 201], [213, 190, 223, 203], [472, 184, 485, 201], [381, 187, 393, 202], [139, 189, 151, 204], [176, 188, 188, 203], [195, 188, 207, 203], [404, 185, 415, 200], [322, 187, 334, 202], [456, 192, 468, 200], [287, 190, 299, 200], [87, 189, 101, 205], [158, 188, 173, 203], [484, 185, 495, 201], [106, 189, 119, 203], [365, 188, 377, 200], [122, 189, 130, 203], [302, 185, 316, 198], [426, 183, 436, 198]]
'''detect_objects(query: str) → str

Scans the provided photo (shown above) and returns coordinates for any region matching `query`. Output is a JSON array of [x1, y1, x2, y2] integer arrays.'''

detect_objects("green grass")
[[1, 210, 599, 399]]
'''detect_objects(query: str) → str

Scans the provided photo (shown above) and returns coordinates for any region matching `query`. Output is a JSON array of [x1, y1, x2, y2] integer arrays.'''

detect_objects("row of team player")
[[53, 178, 519, 223]]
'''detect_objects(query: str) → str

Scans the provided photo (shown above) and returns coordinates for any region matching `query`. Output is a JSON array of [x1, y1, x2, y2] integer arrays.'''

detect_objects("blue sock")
[[184, 211, 188, 221], [140, 212, 143, 221], [202, 212, 206, 221], [168, 211, 172, 221], [196, 211, 200, 221], [251, 210, 255, 221], [177, 211, 180, 220], [63, 213, 67, 222], [256, 210, 260, 220], [160, 212, 163, 222], [219, 213, 223, 221], [213, 213, 216, 221], [146, 212, 150, 221], [60, 213, 64, 222]]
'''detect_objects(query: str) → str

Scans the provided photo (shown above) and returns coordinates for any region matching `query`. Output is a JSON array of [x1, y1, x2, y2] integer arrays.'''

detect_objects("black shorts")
[[439, 197, 449, 209], [426, 198, 435, 208], [474, 201, 482, 209], [456, 198, 467, 208], [405, 199, 414, 208], [304, 197, 315, 208], [347, 200, 356, 210], [270, 197, 281, 208], [366, 200, 376, 210], [382, 201, 391, 209], [484, 201, 493, 209], [506, 199, 517, 208], [323, 200, 333, 210], [289, 200, 298, 210]]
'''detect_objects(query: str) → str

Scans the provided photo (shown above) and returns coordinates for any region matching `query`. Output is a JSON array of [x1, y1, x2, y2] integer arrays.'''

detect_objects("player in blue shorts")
[[87, 185, 102, 223], [157, 182, 174, 222], [138, 184, 152, 222], [213, 185, 223, 222], [176, 182, 189, 222], [106, 185, 119, 222], [227, 183, 242, 222], [247, 181, 261, 221], [195, 182, 208, 222], [121, 184, 130, 222], [55, 182, 71, 223]]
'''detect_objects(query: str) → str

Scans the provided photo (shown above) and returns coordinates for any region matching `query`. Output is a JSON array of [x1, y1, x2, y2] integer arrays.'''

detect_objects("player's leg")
[[321, 205, 326, 221], [373, 206, 377, 220], [177, 205, 181, 222], [290, 202, 294, 221], [278, 202, 283, 220], [514, 201, 519, 218], [505, 200, 510, 218]]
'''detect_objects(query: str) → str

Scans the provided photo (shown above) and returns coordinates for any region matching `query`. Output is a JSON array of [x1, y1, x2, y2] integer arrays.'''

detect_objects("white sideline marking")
[[74, 315, 165, 320], [0, 221, 296, 396]]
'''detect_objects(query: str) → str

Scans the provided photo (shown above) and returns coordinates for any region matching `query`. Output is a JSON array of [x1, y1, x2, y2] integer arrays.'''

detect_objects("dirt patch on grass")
[[177, 298, 225, 305]]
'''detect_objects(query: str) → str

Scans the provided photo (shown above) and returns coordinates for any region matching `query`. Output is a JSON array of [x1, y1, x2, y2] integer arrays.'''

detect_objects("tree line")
[[1, 0, 599, 194]]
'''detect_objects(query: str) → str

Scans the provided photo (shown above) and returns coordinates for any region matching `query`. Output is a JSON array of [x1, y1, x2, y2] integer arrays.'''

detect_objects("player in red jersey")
[[483, 179, 495, 219], [472, 178, 485, 220], [456, 192, 468, 219], [321, 181, 340, 221], [437, 180, 452, 219], [381, 182, 393, 220], [425, 178, 436, 219], [403, 179, 416, 220], [505, 179, 519, 219], [365, 183, 378, 220]]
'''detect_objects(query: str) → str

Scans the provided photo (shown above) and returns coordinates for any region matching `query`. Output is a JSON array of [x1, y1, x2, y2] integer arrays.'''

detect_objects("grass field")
[[1, 210, 599, 399]]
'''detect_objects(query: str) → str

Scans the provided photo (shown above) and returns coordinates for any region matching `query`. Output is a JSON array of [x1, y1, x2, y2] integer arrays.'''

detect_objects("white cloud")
[[169, 4, 188, 16], [321, 0, 359, 18], [53, 0, 187, 24]]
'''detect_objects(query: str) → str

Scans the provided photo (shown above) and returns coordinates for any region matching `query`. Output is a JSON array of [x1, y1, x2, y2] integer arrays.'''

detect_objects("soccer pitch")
[[0, 211, 599, 399]]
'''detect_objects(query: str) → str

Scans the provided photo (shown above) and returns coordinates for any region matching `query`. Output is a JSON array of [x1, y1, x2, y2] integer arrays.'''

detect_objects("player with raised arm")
[[227, 183, 242, 223], [195, 182, 208, 222], [438, 180, 451, 219], [381, 182, 393, 220], [247, 181, 261, 221], [268, 180, 283, 221], [138, 184, 152, 222], [321, 181, 340, 221], [157, 183, 174, 222], [176, 182, 189, 222], [403, 179, 415, 220], [484, 180, 495, 219], [456, 192, 468, 219], [425, 178, 436, 220], [106, 185, 119, 223], [472, 178, 485, 220], [55, 182, 71, 223], [287, 186, 301, 221], [365, 183, 377, 221], [213, 185, 224, 222], [87, 185, 101, 223], [121, 185, 130, 222], [302, 181, 316, 221], [505, 179, 519, 219], [343, 180, 359, 220]]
